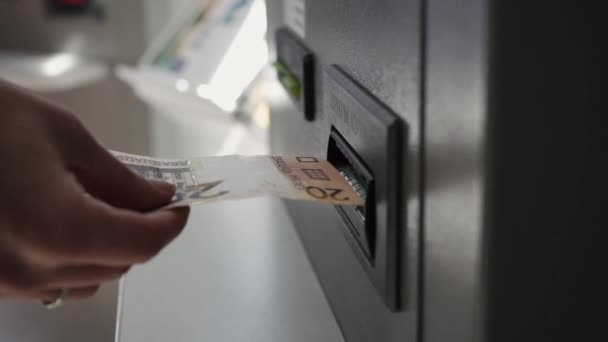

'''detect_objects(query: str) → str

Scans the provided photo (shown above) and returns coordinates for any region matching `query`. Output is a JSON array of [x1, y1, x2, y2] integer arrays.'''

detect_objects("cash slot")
[[328, 128, 376, 261], [324, 65, 404, 310]]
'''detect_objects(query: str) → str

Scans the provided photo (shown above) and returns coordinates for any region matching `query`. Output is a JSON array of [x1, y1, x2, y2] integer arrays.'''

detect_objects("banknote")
[[111, 151, 364, 208]]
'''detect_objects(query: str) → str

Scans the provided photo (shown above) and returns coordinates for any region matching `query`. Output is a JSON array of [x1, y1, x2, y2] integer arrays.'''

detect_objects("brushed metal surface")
[[422, 0, 488, 340], [424, 1, 599, 341], [480, 1, 599, 341], [267, 0, 421, 341], [269, 0, 600, 341]]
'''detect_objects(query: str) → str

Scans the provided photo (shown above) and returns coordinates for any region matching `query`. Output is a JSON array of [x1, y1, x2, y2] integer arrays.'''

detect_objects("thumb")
[[50, 110, 175, 211], [70, 149, 176, 211]]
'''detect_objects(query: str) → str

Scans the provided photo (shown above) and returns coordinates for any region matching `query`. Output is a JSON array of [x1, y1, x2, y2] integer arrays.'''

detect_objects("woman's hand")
[[0, 81, 189, 303]]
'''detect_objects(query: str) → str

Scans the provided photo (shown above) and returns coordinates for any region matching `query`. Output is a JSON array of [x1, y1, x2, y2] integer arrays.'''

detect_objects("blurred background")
[[0, 0, 275, 341]]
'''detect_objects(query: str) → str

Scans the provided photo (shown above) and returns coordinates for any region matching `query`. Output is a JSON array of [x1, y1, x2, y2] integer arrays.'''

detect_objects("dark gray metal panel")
[[424, 1, 601, 341], [268, 0, 421, 341], [482, 1, 601, 341], [423, 0, 488, 341], [269, 0, 601, 341]]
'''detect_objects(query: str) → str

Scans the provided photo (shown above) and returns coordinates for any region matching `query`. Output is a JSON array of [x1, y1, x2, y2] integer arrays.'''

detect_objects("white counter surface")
[[116, 197, 344, 342]]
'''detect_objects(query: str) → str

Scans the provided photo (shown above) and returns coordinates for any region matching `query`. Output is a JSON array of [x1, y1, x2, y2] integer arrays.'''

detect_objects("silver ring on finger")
[[42, 288, 70, 309]]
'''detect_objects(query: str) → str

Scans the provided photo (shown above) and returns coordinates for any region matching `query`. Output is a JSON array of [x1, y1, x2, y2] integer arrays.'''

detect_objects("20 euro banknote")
[[112, 151, 364, 209]]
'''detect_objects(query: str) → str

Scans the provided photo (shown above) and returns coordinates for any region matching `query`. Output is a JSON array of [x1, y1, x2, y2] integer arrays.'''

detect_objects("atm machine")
[[266, 1, 598, 342]]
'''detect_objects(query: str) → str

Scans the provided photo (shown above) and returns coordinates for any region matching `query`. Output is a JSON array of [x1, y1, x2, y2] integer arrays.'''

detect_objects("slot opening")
[[327, 128, 376, 261]]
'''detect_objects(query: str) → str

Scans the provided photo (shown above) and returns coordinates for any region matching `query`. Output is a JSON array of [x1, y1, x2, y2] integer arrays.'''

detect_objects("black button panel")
[[275, 28, 315, 121]]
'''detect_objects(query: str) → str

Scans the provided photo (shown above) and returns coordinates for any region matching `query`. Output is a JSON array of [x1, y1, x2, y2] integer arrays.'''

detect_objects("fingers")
[[46, 194, 190, 266], [82, 204, 190, 266], [71, 146, 176, 211], [14, 173, 190, 268]]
